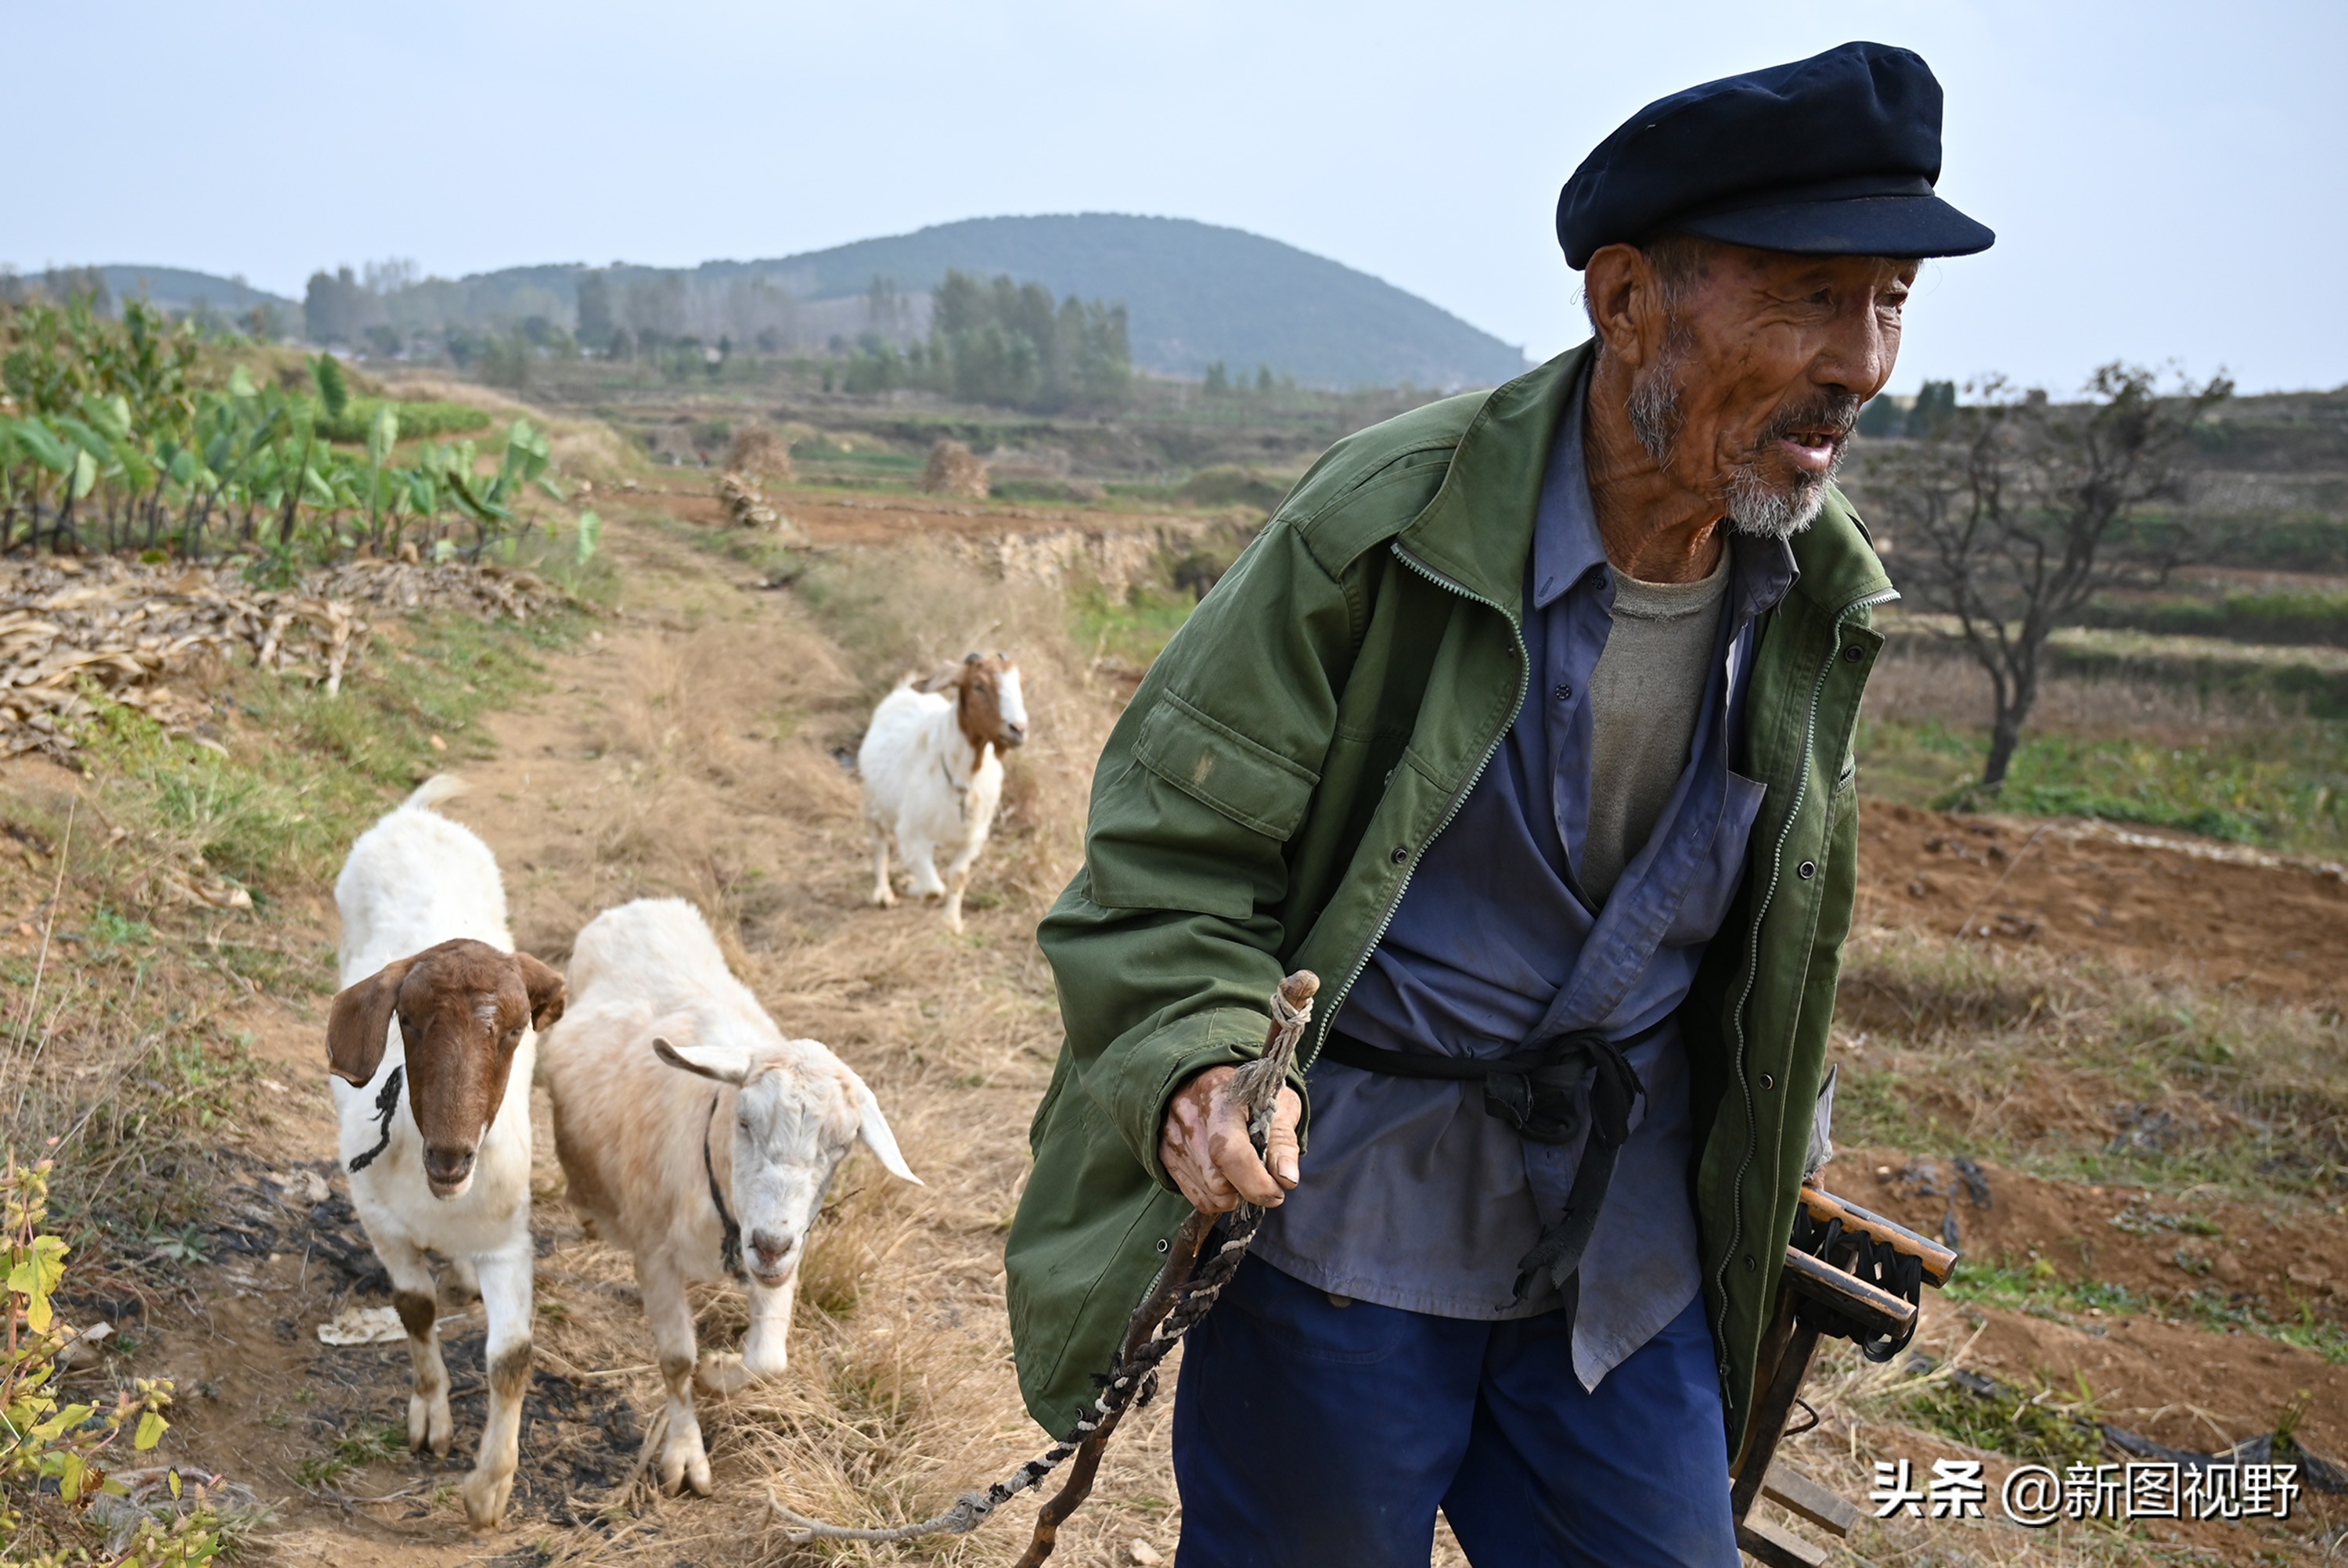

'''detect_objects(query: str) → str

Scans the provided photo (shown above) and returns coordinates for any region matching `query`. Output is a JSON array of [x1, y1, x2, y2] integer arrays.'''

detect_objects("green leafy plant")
[[309, 354, 349, 423], [0, 1157, 224, 1566], [0, 297, 554, 565]]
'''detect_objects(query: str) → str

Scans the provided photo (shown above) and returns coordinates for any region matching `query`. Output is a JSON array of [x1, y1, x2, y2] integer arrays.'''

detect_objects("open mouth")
[[1774, 427, 1846, 475]]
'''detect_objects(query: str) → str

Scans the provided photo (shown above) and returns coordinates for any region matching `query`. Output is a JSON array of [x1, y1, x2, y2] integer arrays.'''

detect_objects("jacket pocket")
[[1133, 694, 1319, 842]]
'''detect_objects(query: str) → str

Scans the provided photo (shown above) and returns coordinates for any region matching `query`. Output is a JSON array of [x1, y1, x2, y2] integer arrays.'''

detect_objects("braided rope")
[[772, 981, 1315, 1545]]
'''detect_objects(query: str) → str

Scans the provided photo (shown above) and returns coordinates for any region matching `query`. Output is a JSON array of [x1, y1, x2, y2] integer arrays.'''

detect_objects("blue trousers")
[[1171, 1259, 1738, 1567]]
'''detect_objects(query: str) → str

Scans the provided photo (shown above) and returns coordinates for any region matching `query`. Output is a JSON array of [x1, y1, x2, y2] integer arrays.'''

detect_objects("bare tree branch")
[[1860, 363, 2232, 789]]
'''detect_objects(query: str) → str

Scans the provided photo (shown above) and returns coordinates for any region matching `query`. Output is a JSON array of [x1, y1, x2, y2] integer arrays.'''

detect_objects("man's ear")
[[514, 951, 566, 1031], [654, 1034, 751, 1086], [1582, 242, 1661, 369], [326, 959, 411, 1086]]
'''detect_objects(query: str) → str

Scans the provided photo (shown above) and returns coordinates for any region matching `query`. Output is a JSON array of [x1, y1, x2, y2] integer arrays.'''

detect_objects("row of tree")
[[837, 271, 1132, 412], [1857, 379, 1960, 439]]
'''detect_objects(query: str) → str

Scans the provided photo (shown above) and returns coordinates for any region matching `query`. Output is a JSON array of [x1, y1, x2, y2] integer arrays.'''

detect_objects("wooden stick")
[[1731, 1316, 1822, 1523], [1011, 970, 1318, 1568], [1778, 1246, 1918, 1338]]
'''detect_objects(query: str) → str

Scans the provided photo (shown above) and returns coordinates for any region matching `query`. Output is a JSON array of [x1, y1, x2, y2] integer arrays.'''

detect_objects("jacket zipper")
[[1309, 544, 1529, 1066], [1706, 584, 1898, 1372]]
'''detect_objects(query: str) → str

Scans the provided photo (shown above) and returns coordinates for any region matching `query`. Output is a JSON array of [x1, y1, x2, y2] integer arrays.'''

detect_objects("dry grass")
[[1864, 637, 2296, 743], [1832, 920, 2348, 1199]]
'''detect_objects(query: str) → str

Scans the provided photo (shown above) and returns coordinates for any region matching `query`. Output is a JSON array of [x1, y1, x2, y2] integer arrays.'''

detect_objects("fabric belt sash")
[[1319, 1020, 1667, 1300]]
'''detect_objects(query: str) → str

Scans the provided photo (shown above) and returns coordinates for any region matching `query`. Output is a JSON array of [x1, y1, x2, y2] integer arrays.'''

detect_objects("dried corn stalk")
[[0, 556, 571, 761]]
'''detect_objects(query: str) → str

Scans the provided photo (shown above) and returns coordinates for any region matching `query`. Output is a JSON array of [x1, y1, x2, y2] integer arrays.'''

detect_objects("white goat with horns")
[[858, 650, 1027, 933], [539, 897, 921, 1496]]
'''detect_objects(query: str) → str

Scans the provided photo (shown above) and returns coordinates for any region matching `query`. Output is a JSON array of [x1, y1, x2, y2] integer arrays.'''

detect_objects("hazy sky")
[[8, 1, 2342, 394]]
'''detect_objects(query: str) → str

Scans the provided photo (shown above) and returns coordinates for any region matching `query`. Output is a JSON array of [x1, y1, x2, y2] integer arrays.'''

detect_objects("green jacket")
[[1007, 343, 1892, 1453]]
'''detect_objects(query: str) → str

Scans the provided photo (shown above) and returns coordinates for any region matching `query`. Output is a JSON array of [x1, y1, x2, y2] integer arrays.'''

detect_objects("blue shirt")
[[1253, 370, 1797, 1388]]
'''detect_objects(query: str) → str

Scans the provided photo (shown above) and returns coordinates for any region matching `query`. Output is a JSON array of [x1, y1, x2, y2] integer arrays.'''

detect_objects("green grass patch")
[[80, 603, 579, 895], [646, 507, 805, 580], [1901, 1370, 2109, 1468], [1071, 582, 1197, 667], [2085, 588, 2348, 649], [314, 396, 491, 446], [1945, 1259, 2348, 1365], [1856, 715, 2348, 856], [293, 1422, 409, 1488]]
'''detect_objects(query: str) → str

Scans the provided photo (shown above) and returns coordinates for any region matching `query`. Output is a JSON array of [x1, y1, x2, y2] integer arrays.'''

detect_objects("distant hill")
[[393, 216, 1532, 390], [61, 217, 1532, 390], [704, 215, 1532, 390], [82, 266, 294, 315]]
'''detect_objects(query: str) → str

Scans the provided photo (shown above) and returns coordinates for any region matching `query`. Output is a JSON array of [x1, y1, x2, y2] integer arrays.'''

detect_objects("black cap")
[[1555, 41, 1994, 270]]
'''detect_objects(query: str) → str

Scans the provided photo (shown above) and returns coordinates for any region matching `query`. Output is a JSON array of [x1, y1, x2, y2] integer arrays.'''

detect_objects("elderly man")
[[1006, 41, 1992, 1566]]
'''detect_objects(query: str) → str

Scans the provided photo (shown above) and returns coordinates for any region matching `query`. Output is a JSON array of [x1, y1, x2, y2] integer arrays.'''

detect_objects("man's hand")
[[1159, 1066, 1302, 1214]]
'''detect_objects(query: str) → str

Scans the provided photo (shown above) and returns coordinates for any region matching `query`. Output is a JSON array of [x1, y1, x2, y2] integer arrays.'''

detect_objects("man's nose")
[[1816, 298, 1899, 401]]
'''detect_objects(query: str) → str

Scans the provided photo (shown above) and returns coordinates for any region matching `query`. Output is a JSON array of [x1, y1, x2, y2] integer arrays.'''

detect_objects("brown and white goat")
[[540, 897, 920, 1496], [857, 650, 1028, 933], [327, 776, 564, 1530]]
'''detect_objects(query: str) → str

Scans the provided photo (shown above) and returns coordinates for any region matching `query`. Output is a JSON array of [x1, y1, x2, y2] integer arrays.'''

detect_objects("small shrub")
[[0, 1157, 225, 1566]]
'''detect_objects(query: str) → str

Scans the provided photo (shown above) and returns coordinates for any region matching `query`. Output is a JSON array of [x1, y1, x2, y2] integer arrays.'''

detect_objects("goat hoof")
[[869, 890, 896, 908], [659, 1440, 713, 1497], [460, 1468, 514, 1530], [410, 1397, 452, 1457]]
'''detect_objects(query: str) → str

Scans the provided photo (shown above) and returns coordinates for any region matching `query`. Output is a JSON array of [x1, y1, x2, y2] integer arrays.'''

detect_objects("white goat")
[[539, 897, 920, 1496], [327, 775, 566, 1530], [859, 651, 1028, 933]]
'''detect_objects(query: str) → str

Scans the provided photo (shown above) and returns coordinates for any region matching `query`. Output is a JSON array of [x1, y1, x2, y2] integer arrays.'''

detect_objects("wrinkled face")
[[326, 939, 567, 1199], [1608, 240, 1916, 538], [955, 653, 1028, 752], [728, 1062, 861, 1287]]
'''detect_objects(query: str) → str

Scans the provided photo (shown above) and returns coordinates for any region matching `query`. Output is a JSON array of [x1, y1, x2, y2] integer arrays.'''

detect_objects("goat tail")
[[399, 773, 470, 815]]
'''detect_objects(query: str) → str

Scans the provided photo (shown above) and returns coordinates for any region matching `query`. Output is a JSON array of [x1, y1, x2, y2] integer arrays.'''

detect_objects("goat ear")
[[848, 1073, 921, 1185], [513, 951, 567, 1031], [326, 959, 411, 1086], [653, 1035, 751, 1086]]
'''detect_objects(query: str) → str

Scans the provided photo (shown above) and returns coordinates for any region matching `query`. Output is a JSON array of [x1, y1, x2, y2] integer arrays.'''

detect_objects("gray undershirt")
[[1577, 553, 1732, 901]]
